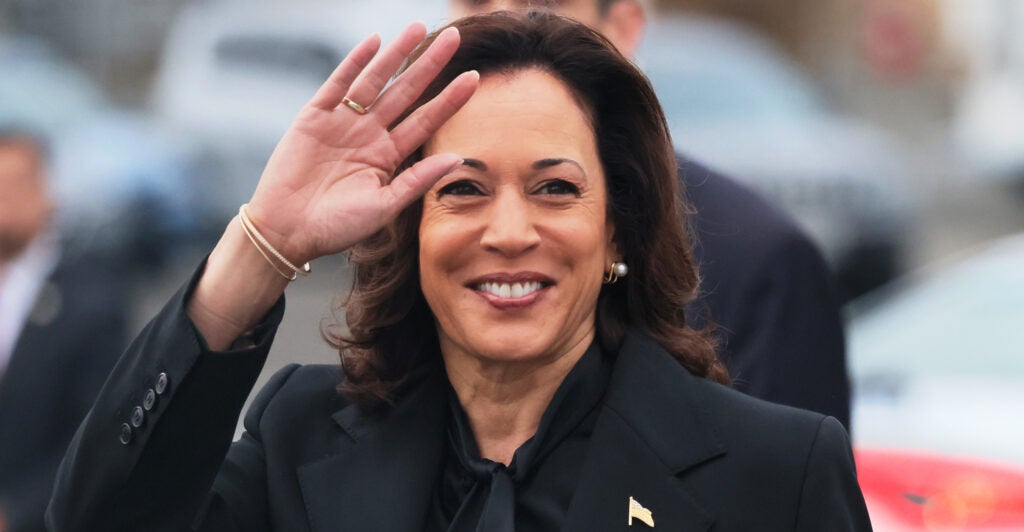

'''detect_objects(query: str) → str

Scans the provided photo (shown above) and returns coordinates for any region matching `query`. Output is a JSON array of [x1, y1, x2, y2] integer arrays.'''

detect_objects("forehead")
[[425, 69, 597, 159]]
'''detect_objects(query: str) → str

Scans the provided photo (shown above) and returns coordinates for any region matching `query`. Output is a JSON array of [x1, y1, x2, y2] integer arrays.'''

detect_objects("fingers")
[[391, 70, 480, 156], [343, 22, 428, 113], [381, 153, 463, 216], [308, 33, 381, 110], [371, 27, 461, 125]]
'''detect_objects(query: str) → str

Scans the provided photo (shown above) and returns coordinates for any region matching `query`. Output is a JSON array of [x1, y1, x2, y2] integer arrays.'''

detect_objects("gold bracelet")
[[238, 214, 296, 281], [238, 204, 312, 280]]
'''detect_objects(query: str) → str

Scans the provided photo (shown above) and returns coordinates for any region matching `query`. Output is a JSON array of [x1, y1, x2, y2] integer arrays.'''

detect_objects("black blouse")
[[426, 342, 612, 531]]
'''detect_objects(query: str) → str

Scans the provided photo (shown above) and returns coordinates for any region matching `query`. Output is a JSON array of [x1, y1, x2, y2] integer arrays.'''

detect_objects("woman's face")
[[420, 69, 615, 366]]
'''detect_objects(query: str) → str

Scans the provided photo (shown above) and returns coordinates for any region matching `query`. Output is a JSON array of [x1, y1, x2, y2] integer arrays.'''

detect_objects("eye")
[[536, 179, 580, 196], [438, 180, 484, 197]]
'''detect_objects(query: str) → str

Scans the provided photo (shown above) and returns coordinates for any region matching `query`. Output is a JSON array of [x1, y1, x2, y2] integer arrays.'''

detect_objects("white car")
[[152, 0, 445, 220], [848, 232, 1024, 465]]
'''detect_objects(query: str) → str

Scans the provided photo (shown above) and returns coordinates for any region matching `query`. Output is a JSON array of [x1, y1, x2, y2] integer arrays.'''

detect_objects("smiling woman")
[[338, 14, 725, 414], [47, 12, 869, 532]]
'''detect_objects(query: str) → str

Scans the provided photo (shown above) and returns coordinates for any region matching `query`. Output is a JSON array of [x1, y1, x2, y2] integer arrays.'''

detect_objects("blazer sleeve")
[[794, 416, 872, 531], [46, 263, 285, 532]]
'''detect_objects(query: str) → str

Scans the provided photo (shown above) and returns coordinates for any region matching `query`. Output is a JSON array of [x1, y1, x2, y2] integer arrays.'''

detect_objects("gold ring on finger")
[[341, 96, 368, 115]]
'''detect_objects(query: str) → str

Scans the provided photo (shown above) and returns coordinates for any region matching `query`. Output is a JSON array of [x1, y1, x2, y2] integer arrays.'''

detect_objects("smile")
[[465, 273, 554, 309], [475, 281, 545, 299]]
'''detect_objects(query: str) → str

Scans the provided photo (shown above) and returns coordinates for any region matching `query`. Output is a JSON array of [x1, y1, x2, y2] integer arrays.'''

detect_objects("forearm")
[[47, 265, 283, 532], [188, 216, 291, 351]]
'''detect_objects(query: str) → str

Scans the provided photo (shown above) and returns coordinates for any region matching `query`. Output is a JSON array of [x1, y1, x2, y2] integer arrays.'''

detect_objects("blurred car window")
[[215, 36, 343, 81]]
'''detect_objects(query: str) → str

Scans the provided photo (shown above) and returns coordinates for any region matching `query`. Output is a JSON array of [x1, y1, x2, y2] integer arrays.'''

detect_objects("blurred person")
[[48, 14, 869, 530], [450, 0, 852, 427], [0, 129, 127, 532]]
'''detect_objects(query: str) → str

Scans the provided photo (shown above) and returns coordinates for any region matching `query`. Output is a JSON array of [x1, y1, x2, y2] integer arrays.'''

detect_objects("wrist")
[[244, 200, 314, 267], [187, 217, 291, 350]]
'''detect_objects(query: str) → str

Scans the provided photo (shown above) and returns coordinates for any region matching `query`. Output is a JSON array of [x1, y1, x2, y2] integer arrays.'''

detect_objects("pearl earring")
[[604, 261, 629, 284]]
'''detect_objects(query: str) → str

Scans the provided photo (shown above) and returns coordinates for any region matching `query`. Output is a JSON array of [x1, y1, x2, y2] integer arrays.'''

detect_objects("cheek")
[[418, 208, 470, 292], [552, 215, 610, 274]]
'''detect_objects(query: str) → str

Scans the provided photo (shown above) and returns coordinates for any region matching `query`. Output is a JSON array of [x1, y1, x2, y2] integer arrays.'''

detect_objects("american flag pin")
[[628, 496, 654, 527]]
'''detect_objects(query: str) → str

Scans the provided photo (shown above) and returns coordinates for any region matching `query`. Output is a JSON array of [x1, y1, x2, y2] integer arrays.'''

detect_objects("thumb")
[[382, 153, 463, 215]]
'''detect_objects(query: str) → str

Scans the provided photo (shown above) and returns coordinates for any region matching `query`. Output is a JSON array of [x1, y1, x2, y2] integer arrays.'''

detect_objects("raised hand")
[[246, 22, 479, 264], [188, 22, 478, 350]]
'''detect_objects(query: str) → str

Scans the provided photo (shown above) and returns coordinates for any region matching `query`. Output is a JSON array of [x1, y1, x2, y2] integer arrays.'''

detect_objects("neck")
[[442, 332, 593, 466]]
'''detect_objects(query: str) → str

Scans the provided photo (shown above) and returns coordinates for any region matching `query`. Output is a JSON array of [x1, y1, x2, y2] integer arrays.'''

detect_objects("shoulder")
[[614, 329, 848, 465], [680, 380, 866, 527], [691, 375, 841, 453], [244, 364, 348, 439], [678, 372, 856, 502], [251, 363, 346, 413], [678, 155, 819, 262], [613, 331, 839, 453]]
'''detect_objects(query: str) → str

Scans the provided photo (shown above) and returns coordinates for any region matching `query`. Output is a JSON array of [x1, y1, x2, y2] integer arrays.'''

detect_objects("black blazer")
[[679, 157, 850, 429], [0, 256, 126, 532], [48, 272, 870, 531]]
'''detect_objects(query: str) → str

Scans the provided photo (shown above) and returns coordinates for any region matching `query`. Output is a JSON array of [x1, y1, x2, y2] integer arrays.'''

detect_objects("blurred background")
[[2, 0, 1022, 528]]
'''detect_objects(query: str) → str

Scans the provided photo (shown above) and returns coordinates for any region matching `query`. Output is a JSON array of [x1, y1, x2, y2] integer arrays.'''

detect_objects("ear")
[[605, 217, 621, 263], [598, 0, 647, 58]]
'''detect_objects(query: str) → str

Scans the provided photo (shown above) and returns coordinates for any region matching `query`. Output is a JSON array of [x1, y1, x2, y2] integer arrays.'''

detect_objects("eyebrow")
[[461, 157, 586, 174]]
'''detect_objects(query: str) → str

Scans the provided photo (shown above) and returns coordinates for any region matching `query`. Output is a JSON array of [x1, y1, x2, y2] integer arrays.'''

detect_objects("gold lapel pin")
[[628, 496, 655, 527]]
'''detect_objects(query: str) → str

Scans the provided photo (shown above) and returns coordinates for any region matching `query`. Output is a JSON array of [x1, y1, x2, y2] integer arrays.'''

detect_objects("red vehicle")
[[856, 448, 1024, 530]]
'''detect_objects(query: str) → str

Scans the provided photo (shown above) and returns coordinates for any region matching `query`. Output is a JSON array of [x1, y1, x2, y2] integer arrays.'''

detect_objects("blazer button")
[[130, 406, 146, 428], [155, 372, 170, 395], [119, 423, 133, 445], [143, 388, 157, 411]]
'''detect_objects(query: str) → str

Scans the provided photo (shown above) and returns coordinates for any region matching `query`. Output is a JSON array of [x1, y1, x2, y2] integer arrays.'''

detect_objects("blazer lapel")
[[296, 366, 448, 532], [564, 331, 727, 532]]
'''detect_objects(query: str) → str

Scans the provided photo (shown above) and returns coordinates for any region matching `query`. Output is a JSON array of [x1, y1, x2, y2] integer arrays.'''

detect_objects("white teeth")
[[477, 281, 544, 299]]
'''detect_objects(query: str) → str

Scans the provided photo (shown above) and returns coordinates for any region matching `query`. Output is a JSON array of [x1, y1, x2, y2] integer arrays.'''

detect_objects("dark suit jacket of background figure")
[[0, 252, 127, 532], [677, 155, 850, 430], [47, 268, 871, 531]]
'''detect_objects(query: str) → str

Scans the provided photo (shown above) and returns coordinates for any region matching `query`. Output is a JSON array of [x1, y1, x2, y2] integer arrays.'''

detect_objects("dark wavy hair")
[[328, 12, 728, 407]]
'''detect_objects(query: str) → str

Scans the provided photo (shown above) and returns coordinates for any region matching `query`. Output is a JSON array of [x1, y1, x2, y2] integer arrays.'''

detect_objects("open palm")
[[246, 23, 478, 264]]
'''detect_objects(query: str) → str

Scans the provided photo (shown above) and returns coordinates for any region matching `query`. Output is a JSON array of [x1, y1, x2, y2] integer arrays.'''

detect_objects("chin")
[[469, 337, 553, 364]]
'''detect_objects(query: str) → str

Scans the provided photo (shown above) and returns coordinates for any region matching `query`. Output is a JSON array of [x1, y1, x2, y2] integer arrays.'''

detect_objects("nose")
[[480, 188, 541, 257]]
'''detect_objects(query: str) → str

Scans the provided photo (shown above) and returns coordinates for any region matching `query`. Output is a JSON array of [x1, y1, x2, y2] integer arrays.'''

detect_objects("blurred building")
[[660, 0, 961, 141]]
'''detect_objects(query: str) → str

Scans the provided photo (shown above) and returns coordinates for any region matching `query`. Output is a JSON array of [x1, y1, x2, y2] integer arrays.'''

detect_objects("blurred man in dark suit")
[[450, 0, 851, 428], [0, 129, 127, 532]]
